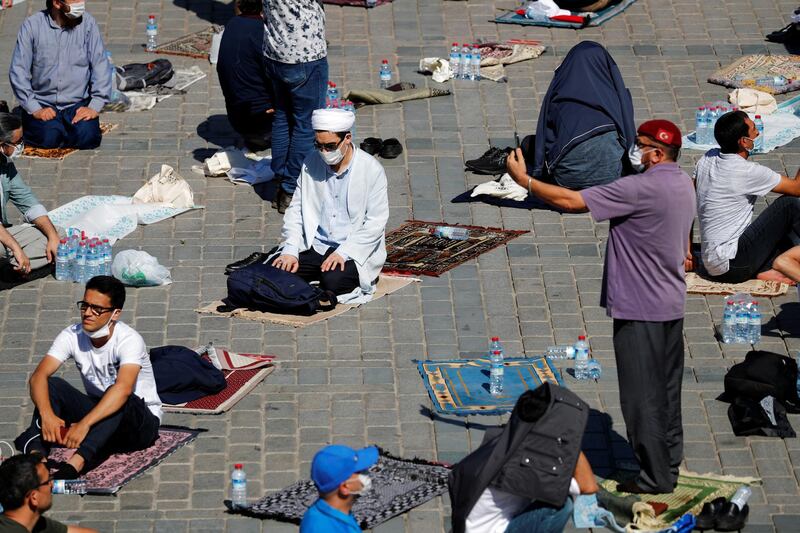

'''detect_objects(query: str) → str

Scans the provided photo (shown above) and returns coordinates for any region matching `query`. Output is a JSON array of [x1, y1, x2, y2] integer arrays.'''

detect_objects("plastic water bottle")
[[52, 480, 87, 494], [231, 464, 247, 508], [105, 51, 119, 103], [449, 43, 460, 79], [574, 335, 590, 380], [722, 300, 736, 343], [146, 15, 158, 52], [102, 238, 112, 276], [490, 336, 503, 357], [55, 239, 70, 281], [695, 107, 707, 145], [460, 43, 471, 80], [754, 115, 764, 153], [430, 226, 469, 240], [330, 83, 340, 107], [489, 349, 504, 396], [735, 302, 750, 343], [730, 486, 752, 511], [75, 242, 87, 283], [546, 345, 575, 360], [748, 301, 761, 344], [379, 59, 392, 89], [587, 359, 602, 380], [325, 82, 336, 108], [470, 44, 481, 81]]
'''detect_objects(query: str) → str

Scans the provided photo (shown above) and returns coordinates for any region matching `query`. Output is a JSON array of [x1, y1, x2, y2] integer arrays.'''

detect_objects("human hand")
[[12, 247, 30, 274], [506, 147, 528, 189], [684, 252, 694, 272], [71, 107, 98, 124], [63, 421, 90, 449], [32, 107, 56, 121], [46, 237, 59, 263], [41, 413, 67, 444], [272, 254, 299, 273], [266, 108, 275, 114], [321, 252, 345, 272]]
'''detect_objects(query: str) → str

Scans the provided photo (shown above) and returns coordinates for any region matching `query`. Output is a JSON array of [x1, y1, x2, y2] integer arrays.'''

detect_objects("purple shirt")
[[580, 162, 696, 321]]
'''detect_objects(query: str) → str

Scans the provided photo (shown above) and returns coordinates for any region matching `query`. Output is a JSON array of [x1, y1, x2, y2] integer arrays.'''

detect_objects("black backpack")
[[116, 59, 175, 91], [220, 262, 337, 316]]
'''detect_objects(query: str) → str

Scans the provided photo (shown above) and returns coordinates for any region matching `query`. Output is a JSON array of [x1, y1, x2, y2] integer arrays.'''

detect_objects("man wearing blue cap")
[[300, 444, 378, 532]]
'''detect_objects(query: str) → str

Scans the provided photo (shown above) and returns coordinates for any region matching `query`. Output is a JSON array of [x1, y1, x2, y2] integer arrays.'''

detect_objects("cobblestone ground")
[[2, 0, 800, 531]]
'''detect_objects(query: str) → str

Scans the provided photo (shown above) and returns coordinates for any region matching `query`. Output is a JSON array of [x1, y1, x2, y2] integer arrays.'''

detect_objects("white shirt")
[[47, 321, 163, 420], [694, 149, 781, 276]]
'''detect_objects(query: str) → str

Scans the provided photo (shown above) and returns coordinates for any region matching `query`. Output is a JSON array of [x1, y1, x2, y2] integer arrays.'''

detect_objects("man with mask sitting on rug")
[[271, 108, 389, 304], [300, 444, 378, 532], [14, 276, 162, 480], [9, 0, 111, 149]]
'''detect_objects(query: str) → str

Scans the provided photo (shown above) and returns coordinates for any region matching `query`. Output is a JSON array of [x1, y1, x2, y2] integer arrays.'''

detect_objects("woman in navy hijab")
[[520, 41, 636, 190]]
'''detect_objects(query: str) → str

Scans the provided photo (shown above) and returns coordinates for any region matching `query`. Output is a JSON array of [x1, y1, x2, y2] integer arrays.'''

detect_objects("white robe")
[[278, 147, 389, 303]]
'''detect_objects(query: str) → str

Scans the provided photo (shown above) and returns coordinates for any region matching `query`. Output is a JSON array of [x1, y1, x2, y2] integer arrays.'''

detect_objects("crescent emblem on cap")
[[658, 131, 671, 142]]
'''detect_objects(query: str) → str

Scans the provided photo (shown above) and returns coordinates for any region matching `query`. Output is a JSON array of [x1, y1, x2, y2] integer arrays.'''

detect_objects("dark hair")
[[85, 275, 126, 309], [714, 110, 750, 153], [0, 112, 22, 144], [0, 454, 42, 511], [237, 0, 261, 15]]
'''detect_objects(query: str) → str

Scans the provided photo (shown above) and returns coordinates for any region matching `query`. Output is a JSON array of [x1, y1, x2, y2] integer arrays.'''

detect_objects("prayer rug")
[[600, 469, 760, 529], [493, 0, 637, 28], [230, 448, 450, 529], [150, 26, 222, 59], [323, 0, 392, 5], [345, 86, 451, 105], [196, 275, 419, 328], [477, 41, 547, 83], [710, 55, 800, 95], [22, 123, 117, 160], [685, 272, 789, 297], [417, 356, 564, 416], [47, 426, 201, 495], [683, 92, 800, 154], [163, 346, 276, 414], [382, 220, 527, 277]]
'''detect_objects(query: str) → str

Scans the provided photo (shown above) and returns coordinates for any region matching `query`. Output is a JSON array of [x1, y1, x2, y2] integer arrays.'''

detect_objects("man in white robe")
[[272, 108, 389, 303]]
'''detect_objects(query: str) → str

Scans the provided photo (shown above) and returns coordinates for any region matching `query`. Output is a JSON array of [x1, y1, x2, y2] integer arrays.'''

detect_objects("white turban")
[[312, 108, 355, 133]]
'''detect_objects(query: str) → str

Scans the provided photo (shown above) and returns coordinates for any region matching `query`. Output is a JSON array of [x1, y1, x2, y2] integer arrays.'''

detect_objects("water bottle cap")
[[235, 463, 243, 469], [755, 115, 762, 118], [452, 42, 458, 45], [493, 350, 501, 354], [382, 59, 388, 64], [752, 300, 758, 304], [491, 336, 499, 341], [727, 300, 734, 304], [578, 335, 586, 340], [60, 238, 67, 244]]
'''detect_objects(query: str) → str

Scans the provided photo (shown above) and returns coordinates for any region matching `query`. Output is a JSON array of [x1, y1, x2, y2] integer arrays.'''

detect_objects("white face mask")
[[64, 1, 85, 19], [2, 142, 23, 161], [318, 137, 349, 167], [349, 474, 372, 496], [82, 311, 116, 339], [627, 144, 654, 173]]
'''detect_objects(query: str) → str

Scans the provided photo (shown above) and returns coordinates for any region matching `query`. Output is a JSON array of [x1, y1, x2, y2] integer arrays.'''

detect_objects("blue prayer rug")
[[417, 357, 564, 416], [493, 0, 638, 29]]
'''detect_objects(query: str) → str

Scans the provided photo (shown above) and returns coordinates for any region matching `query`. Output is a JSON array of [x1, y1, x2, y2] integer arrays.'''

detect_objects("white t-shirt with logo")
[[47, 321, 163, 421], [694, 149, 782, 276]]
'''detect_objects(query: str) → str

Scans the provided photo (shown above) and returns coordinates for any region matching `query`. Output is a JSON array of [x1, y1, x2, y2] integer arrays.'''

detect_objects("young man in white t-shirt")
[[14, 276, 162, 480], [695, 110, 800, 284]]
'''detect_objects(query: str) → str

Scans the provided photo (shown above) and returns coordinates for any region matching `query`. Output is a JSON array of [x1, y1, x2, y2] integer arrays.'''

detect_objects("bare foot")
[[757, 269, 797, 285], [66, 452, 85, 474]]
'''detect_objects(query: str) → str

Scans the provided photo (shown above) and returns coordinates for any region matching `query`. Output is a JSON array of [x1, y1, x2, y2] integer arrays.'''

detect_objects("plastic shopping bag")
[[112, 250, 172, 286]]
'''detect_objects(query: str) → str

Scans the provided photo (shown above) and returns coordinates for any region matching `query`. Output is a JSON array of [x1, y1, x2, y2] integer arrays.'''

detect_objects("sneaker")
[[465, 146, 511, 175], [225, 252, 270, 275]]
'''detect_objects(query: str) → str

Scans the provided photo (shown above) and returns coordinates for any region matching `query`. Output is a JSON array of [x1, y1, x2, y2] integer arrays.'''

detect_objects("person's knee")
[[70, 119, 102, 149], [320, 270, 359, 295], [773, 251, 798, 274], [24, 119, 65, 148]]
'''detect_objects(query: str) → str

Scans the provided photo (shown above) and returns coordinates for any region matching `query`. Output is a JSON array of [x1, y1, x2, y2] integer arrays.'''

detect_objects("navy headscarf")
[[532, 41, 636, 178]]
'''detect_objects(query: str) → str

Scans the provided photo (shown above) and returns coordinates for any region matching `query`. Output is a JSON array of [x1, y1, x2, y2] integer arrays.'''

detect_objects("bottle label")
[[232, 479, 246, 487]]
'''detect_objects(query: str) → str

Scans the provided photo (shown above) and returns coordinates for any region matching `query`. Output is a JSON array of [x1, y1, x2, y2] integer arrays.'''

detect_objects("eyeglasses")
[[37, 476, 54, 488], [76, 301, 115, 316], [313, 138, 345, 152], [3, 140, 23, 150], [635, 141, 660, 151]]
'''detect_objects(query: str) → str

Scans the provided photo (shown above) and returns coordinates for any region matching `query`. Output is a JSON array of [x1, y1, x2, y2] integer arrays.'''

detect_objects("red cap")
[[755, 114, 762, 119], [452, 42, 458, 46], [382, 59, 388, 64], [491, 336, 499, 341], [578, 335, 586, 340], [637, 119, 682, 148], [235, 463, 243, 469]]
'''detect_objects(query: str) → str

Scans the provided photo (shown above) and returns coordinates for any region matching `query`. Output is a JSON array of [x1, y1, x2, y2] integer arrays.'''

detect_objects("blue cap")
[[310, 445, 379, 493]]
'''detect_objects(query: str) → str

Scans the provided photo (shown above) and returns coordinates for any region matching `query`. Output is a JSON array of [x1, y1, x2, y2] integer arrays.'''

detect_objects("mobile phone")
[[514, 131, 520, 149]]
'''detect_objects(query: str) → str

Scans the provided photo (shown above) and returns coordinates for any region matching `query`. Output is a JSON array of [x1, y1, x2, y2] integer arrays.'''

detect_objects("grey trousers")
[[613, 318, 685, 492], [2, 224, 50, 269]]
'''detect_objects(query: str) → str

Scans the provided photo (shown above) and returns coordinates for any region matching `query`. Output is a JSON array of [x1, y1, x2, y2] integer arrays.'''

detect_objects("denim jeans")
[[21, 99, 102, 149], [505, 497, 574, 533], [264, 57, 328, 194], [708, 195, 800, 283]]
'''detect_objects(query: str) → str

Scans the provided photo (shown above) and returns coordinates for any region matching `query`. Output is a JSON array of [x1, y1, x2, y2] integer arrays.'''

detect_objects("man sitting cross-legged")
[[14, 276, 162, 479]]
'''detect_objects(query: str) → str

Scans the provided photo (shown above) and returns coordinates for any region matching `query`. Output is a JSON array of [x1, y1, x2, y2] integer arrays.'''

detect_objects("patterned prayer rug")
[[163, 346, 276, 414], [600, 469, 760, 528], [230, 448, 450, 529], [417, 356, 564, 416], [22, 123, 117, 160], [685, 272, 789, 297], [382, 221, 527, 277], [150, 26, 222, 59], [494, 0, 637, 28], [48, 426, 201, 495], [709, 55, 800, 95]]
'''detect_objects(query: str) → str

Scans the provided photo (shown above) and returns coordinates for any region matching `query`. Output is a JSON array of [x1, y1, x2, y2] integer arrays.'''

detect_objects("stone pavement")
[[2, 0, 800, 531]]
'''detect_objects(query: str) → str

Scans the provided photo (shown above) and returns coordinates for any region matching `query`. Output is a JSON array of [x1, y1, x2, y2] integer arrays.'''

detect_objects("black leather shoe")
[[715, 501, 749, 532], [380, 138, 403, 159], [766, 22, 800, 44], [275, 188, 293, 214], [225, 252, 269, 275], [465, 146, 511, 175], [694, 497, 726, 530], [360, 137, 383, 155]]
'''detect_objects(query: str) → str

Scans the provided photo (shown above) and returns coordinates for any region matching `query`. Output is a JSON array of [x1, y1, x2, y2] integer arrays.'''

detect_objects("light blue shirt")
[[0, 159, 47, 226], [9, 10, 111, 114], [299, 499, 361, 533]]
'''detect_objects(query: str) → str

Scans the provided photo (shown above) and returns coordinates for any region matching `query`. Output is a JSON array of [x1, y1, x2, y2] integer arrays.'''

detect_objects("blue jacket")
[[300, 499, 361, 533], [216, 15, 273, 117], [0, 159, 47, 227]]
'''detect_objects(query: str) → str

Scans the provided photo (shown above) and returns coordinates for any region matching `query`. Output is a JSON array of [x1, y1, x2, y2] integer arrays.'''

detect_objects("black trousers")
[[708, 195, 800, 283], [613, 318, 684, 492], [15, 377, 160, 464], [296, 247, 360, 296]]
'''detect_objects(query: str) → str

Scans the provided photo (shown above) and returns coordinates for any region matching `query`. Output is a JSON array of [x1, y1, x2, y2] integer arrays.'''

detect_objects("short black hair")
[[0, 454, 42, 511], [85, 275, 126, 309], [237, 0, 261, 15], [0, 112, 22, 144], [714, 110, 750, 154]]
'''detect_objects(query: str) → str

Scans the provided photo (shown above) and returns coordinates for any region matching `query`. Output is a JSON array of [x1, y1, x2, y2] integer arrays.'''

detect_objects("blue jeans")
[[264, 57, 328, 194], [505, 498, 573, 533], [21, 99, 102, 149]]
